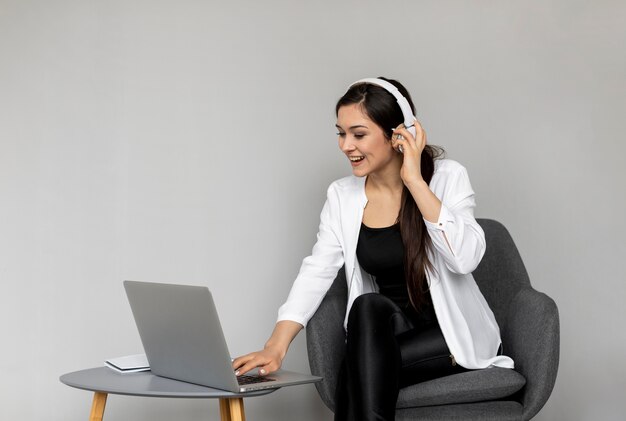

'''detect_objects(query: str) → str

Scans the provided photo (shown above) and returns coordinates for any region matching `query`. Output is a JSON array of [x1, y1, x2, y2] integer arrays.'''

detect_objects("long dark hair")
[[335, 77, 444, 310]]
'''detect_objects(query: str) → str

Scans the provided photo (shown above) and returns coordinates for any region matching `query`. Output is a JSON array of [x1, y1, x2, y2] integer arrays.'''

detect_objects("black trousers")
[[334, 293, 467, 421]]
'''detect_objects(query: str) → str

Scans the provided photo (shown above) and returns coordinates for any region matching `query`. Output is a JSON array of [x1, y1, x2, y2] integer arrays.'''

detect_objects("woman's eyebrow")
[[335, 124, 369, 130]]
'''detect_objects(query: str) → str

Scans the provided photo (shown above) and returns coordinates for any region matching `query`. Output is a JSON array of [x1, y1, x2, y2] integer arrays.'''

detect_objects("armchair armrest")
[[504, 287, 560, 420], [306, 268, 348, 411]]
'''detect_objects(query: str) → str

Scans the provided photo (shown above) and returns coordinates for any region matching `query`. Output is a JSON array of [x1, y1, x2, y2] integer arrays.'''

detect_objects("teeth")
[[349, 156, 364, 162]]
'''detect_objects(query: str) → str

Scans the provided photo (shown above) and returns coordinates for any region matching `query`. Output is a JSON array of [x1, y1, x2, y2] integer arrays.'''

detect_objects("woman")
[[233, 77, 514, 421]]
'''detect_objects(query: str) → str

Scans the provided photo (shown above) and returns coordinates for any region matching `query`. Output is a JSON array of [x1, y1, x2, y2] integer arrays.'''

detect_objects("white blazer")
[[277, 159, 514, 369]]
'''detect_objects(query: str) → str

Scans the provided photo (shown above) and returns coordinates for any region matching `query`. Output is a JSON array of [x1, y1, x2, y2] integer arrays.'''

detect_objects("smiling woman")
[[233, 77, 514, 421], [334, 79, 445, 312]]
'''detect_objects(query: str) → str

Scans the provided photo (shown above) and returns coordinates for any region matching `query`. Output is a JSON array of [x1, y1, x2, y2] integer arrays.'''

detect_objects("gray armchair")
[[306, 219, 559, 420]]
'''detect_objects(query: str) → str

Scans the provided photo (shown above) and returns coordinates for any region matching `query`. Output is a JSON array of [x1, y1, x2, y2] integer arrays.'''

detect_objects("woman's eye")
[[336, 132, 365, 139]]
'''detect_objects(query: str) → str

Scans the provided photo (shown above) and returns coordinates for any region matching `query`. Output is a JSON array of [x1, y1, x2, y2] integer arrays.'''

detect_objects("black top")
[[356, 222, 436, 327]]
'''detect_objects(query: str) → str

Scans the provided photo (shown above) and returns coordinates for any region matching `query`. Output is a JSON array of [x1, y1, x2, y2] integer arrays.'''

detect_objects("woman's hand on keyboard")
[[232, 320, 303, 376], [232, 346, 283, 376]]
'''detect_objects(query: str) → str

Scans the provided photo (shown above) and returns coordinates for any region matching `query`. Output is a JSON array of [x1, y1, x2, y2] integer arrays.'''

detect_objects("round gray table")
[[60, 367, 277, 421]]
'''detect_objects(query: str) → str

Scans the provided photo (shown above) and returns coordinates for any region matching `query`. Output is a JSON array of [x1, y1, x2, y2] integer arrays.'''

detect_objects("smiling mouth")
[[349, 156, 365, 162]]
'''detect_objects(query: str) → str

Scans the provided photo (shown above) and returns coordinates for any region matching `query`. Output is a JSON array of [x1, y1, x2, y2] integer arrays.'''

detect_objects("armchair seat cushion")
[[396, 401, 523, 421], [397, 367, 526, 408]]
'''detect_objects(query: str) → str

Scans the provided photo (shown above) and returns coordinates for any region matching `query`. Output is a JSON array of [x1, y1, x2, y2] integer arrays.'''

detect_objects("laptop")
[[123, 280, 321, 393]]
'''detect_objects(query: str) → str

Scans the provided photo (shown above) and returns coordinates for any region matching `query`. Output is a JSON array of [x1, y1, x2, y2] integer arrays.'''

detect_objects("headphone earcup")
[[407, 124, 417, 138]]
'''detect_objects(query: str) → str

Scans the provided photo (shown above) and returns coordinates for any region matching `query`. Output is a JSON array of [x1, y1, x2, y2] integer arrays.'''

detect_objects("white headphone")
[[348, 78, 417, 138]]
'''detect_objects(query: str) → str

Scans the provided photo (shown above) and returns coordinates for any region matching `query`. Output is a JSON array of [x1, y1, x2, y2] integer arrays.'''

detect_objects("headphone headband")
[[348, 78, 416, 130]]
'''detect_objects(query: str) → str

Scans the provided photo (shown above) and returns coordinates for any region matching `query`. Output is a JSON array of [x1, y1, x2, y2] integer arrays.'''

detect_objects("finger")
[[392, 123, 410, 137], [233, 353, 265, 373], [415, 122, 427, 149], [412, 119, 426, 149], [412, 118, 424, 135], [390, 135, 406, 153], [258, 363, 272, 376], [394, 123, 425, 151], [232, 354, 254, 370], [258, 361, 277, 376], [404, 119, 425, 137], [235, 357, 267, 376], [392, 127, 416, 150]]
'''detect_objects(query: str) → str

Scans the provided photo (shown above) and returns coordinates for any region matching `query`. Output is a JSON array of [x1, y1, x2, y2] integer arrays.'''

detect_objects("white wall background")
[[1, 1, 625, 420]]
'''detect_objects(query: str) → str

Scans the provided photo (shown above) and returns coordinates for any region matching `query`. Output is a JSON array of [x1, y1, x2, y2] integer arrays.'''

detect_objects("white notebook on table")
[[105, 353, 150, 373]]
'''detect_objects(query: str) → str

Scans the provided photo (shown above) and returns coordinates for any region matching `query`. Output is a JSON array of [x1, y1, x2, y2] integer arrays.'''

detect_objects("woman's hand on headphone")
[[391, 119, 427, 186]]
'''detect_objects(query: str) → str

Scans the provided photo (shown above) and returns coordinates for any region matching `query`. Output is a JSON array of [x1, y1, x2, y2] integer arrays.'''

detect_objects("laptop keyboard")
[[237, 375, 276, 386]]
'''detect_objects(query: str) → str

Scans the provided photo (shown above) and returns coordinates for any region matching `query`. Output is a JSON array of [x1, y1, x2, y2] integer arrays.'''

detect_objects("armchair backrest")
[[473, 218, 531, 333]]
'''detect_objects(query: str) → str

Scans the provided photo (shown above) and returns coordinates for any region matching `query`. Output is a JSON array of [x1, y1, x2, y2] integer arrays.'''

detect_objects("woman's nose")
[[340, 137, 356, 152]]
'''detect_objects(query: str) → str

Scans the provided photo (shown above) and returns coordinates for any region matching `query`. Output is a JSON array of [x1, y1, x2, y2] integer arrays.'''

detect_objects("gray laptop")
[[123, 280, 321, 393]]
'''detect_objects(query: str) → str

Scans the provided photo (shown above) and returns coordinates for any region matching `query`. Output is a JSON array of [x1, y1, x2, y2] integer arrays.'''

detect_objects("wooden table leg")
[[89, 392, 108, 421], [219, 398, 245, 421], [219, 399, 232, 421]]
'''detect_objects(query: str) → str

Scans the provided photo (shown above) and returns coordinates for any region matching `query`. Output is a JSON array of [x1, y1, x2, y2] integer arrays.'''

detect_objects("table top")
[[60, 367, 277, 399]]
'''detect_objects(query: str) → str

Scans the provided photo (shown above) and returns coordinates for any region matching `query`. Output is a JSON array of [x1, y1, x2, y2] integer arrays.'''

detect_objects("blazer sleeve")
[[424, 165, 486, 275], [277, 185, 345, 327]]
